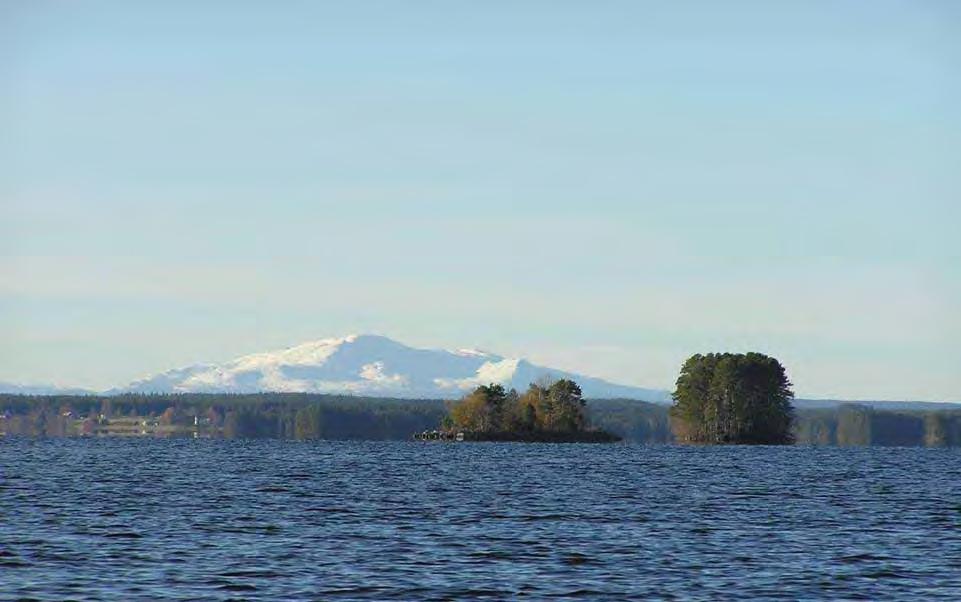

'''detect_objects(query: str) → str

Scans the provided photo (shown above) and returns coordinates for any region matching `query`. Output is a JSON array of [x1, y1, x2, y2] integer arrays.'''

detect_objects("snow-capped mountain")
[[120, 334, 670, 401]]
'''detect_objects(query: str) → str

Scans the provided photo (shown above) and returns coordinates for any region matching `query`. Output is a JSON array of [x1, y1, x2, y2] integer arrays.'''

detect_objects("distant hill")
[[793, 398, 961, 411], [0, 382, 94, 396], [590, 396, 961, 410]]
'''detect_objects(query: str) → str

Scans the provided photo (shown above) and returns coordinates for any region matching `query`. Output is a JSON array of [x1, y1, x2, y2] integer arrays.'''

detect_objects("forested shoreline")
[[0, 393, 446, 440], [2, 393, 960, 446]]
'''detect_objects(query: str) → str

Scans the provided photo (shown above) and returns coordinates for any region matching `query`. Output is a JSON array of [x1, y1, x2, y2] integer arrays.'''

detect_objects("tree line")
[[796, 404, 961, 447], [0, 393, 445, 440], [2, 393, 959, 445]]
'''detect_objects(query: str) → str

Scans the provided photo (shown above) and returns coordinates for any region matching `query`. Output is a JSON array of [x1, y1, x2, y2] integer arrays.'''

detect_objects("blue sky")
[[2, 1, 959, 400]]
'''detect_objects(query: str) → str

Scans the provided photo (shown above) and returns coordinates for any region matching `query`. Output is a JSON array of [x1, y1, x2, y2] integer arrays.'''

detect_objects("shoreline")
[[413, 429, 622, 443]]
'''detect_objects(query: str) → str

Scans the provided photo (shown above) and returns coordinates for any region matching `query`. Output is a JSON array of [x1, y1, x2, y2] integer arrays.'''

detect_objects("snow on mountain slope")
[[121, 334, 670, 401]]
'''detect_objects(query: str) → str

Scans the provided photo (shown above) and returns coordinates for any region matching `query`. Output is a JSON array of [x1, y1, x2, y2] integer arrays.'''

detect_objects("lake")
[[2, 439, 960, 600]]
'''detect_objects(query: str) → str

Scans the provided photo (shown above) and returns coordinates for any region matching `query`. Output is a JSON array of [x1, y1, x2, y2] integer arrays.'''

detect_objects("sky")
[[1, 1, 959, 400]]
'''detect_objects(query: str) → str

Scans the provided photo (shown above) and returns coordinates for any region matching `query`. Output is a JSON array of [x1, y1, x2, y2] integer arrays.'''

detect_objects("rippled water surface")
[[2, 439, 961, 600]]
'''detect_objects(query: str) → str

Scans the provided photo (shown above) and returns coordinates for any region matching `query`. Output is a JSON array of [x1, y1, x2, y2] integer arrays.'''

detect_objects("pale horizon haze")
[[2, 2, 959, 401]]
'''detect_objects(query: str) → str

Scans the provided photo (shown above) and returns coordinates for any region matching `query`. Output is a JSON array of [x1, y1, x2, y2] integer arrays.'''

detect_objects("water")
[[2, 440, 960, 600]]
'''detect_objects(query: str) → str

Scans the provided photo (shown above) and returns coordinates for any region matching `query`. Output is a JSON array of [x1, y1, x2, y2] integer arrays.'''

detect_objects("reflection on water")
[[2, 439, 960, 600]]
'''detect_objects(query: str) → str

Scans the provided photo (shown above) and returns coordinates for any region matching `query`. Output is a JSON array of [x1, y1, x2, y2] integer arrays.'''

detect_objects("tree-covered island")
[[669, 352, 795, 444], [427, 379, 621, 443]]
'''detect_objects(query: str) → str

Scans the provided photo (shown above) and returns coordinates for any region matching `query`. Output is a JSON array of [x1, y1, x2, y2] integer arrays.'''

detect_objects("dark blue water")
[[2, 439, 960, 600]]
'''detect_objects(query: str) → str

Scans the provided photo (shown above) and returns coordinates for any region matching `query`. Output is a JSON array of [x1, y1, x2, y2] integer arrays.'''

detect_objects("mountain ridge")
[[0, 382, 95, 396], [115, 334, 672, 401], [3, 335, 958, 408]]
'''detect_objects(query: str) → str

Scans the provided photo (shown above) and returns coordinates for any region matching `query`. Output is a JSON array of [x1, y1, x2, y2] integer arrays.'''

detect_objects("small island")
[[417, 379, 621, 443], [669, 352, 795, 444]]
